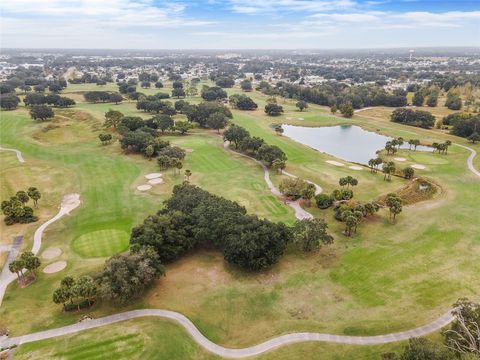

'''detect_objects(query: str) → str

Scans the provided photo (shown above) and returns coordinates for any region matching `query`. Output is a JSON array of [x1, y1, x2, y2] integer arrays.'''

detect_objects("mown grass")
[[72, 229, 129, 258], [2, 82, 480, 359]]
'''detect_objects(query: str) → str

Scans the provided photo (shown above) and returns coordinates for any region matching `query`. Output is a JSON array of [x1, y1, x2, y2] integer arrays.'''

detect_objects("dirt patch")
[[42, 247, 62, 260], [43, 261, 67, 274], [377, 177, 439, 205]]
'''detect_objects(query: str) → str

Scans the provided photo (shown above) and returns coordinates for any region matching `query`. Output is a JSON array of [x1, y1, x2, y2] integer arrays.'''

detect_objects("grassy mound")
[[378, 177, 438, 205], [72, 229, 129, 258]]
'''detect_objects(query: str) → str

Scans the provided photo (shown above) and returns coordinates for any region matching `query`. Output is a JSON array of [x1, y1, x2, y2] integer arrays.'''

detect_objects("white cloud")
[[227, 0, 357, 14], [0, 0, 213, 27]]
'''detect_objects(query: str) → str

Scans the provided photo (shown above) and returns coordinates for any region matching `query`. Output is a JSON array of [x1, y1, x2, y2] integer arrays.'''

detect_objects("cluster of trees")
[[224, 125, 287, 167], [116, 116, 174, 157], [296, 100, 308, 112], [83, 91, 123, 104], [432, 141, 452, 154], [333, 201, 380, 236], [339, 103, 354, 118], [229, 94, 258, 110], [215, 77, 235, 88], [240, 79, 252, 91], [183, 101, 232, 130], [381, 298, 480, 359], [314, 176, 359, 211], [23, 93, 75, 107], [385, 193, 402, 222], [445, 91, 462, 110], [1, 188, 41, 225], [450, 115, 480, 142], [131, 184, 292, 271], [98, 133, 113, 145], [29, 105, 55, 121], [265, 103, 284, 116], [442, 112, 472, 127], [157, 146, 186, 172], [53, 275, 97, 311], [369, 157, 415, 180], [410, 85, 440, 107], [201, 85, 228, 101], [391, 108, 436, 129], [136, 94, 175, 115], [0, 94, 21, 110], [51, 245, 163, 308], [9, 251, 41, 284], [278, 177, 316, 205]]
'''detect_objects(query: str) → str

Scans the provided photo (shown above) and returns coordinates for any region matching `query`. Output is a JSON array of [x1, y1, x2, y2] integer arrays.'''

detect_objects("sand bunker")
[[137, 185, 152, 191], [349, 165, 363, 171], [43, 261, 67, 274], [145, 173, 162, 180], [42, 247, 62, 260], [394, 157, 407, 162], [411, 164, 426, 170], [148, 178, 164, 185], [326, 160, 345, 167], [297, 117, 304, 120], [184, 148, 194, 153]]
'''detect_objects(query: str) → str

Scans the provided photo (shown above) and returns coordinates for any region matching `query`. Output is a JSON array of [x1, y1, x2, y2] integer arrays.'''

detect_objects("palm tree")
[[184, 169, 192, 182], [383, 161, 395, 181], [444, 140, 452, 154]]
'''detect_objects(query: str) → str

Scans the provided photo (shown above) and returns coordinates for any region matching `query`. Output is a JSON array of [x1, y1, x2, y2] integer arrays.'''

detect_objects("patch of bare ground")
[[377, 177, 443, 206]]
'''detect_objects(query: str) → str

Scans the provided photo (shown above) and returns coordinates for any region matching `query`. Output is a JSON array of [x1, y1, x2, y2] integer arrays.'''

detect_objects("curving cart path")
[[0, 146, 25, 163], [0, 194, 80, 307], [0, 309, 455, 357], [456, 144, 480, 178], [223, 141, 322, 220], [1, 144, 479, 355]]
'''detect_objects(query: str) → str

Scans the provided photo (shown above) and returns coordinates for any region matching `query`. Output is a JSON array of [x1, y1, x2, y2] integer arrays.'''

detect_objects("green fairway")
[[72, 229, 130, 258], [1, 82, 479, 360]]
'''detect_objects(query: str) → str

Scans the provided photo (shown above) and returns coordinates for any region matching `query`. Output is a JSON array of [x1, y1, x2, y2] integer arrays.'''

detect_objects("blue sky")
[[0, 0, 479, 49]]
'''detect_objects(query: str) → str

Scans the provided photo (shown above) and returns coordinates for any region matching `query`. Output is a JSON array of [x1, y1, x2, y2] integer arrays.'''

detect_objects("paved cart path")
[[0, 146, 25, 163], [0, 309, 455, 358], [223, 141, 321, 220]]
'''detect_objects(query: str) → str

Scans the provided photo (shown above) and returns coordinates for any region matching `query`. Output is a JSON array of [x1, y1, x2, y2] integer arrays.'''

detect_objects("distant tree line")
[[83, 91, 123, 104], [24, 93, 75, 107], [261, 82, 409, 109], [390, 108, 436, 129]]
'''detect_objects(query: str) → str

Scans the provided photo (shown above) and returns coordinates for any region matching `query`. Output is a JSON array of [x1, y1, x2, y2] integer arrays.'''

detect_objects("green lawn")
[[1, 83, 479, 360], [72, 229, 129, 258]]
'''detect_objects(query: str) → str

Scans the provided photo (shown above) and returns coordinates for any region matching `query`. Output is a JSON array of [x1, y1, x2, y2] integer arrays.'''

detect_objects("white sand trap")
[[43, 261, 67, 274], [62, 193, 81, 214], [148, 178, 164, 185], [286, 117, 293, 120], [349, 165, 363, 171], [297, 117, 304, 120], [394, 157, 407, 162], [411, 164, 426, 170], [137, 185, 152, 191], [145, 173, 162, 180], [326, 160, 345, 167], [42, 247, 62, 260], [184, 148, 194, 153]]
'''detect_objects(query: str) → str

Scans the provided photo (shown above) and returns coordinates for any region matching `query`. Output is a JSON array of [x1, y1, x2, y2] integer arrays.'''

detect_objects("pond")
[[281, 124, 432, 164]]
